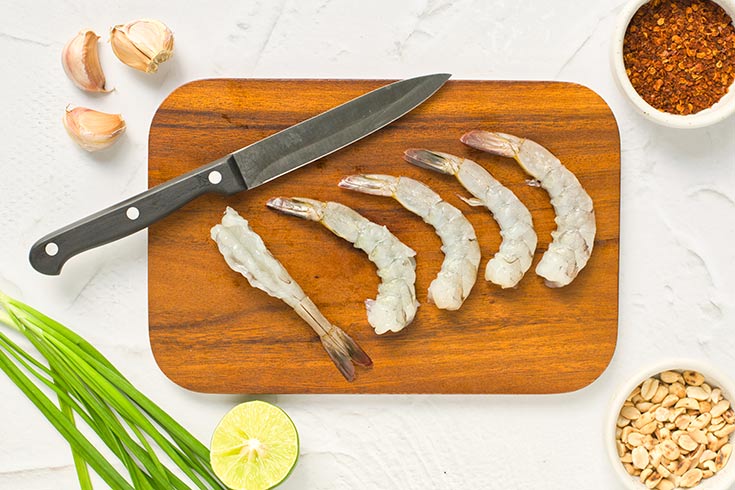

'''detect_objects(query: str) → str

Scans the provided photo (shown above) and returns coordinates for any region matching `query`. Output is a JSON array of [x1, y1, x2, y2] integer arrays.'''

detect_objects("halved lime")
[[210, 400, 299, 490]]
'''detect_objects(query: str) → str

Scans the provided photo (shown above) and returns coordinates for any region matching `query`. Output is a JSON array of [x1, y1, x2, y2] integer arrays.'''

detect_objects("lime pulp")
[[210, 400, 299, 490]]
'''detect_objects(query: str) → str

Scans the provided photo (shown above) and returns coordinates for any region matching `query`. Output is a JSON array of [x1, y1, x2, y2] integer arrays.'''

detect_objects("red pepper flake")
[[623, 0, 735, 115]]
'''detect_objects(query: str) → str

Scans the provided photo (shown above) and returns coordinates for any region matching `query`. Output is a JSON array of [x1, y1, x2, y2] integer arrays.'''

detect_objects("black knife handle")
[[29, 156, 247, 275]]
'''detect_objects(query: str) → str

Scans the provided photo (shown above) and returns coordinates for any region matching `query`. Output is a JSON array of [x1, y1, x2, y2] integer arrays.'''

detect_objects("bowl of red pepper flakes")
[[612, 0, 735, 128]]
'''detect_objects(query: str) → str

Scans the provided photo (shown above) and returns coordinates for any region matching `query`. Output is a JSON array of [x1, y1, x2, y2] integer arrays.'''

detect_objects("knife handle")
[[29, 156, 247, 275]]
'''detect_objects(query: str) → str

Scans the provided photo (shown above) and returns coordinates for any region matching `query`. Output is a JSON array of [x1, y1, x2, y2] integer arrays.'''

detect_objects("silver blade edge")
[[230, 74, 451, 189]]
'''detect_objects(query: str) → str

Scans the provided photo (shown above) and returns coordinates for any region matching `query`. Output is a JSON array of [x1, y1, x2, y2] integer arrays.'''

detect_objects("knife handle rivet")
[[208, 171, 223, 185], [45, 242, 59, 257], [126, 207, 140, 220]]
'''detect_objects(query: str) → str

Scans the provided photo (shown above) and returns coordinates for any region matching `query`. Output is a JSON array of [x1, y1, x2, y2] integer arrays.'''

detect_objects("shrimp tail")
[[266, 197, 323, 221], [320, 336, 355, 381], [320, 326, 373, 381], [403, 148, 455, 175], [460, 130, 521, 158], [330, 326, 373, 367], [338, 175, 397, 196]]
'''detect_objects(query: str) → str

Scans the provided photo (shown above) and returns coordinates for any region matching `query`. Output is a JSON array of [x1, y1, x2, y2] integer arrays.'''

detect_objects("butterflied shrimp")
[[403, 150, 537, 289], [461, 131, 596, 288], [339, 174, 480, 310], [210, 207, 372, 381], [266, 197, 418, 335]]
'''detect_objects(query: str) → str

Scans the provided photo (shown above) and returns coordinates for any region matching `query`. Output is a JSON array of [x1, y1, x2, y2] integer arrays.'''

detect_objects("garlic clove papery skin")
[[109, 29, 151, 72], [110, 19, 174, 73], [63, 106, 126, 152], [62, 30, 109, 92]]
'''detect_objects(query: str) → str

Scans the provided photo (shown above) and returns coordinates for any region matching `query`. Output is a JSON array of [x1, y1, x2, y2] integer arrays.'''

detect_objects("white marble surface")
[[1, 0, 734, 488]]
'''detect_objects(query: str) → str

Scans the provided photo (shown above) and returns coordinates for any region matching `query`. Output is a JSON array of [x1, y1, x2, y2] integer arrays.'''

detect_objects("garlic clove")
[[62, 29, 109, 92], [63, 106, 126, 152], [110, 19, 174, 73]]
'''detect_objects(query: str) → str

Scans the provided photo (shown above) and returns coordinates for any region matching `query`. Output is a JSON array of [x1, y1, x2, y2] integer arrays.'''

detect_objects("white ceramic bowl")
[[606, 360, 735, 489], [611, 0, 735, 128]]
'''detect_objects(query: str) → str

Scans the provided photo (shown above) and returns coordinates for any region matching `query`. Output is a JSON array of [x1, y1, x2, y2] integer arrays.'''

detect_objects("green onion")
[[0, 292, 227, 490]]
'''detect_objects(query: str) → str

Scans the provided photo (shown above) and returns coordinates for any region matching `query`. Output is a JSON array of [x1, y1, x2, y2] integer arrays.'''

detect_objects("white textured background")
[[1, 0, 734, 488]]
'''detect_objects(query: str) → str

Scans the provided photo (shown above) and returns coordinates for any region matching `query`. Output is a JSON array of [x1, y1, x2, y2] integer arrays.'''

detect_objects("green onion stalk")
[[0, 292, 227, 490]]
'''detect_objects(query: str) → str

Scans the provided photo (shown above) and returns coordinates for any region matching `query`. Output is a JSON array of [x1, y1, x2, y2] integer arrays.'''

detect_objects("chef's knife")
[[29, 74, 450, 275]]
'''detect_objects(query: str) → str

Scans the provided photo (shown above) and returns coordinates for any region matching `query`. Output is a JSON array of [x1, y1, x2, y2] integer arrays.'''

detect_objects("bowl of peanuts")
[[607, 361, 735, 489], [611, 0, 735, 128]]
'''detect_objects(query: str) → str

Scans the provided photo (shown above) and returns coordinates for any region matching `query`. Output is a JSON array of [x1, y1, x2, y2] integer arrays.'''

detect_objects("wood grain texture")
[[148, 79, 620, 394]]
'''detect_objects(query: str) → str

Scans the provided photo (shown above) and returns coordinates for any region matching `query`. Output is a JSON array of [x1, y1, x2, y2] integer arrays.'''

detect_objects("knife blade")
[[29, 74, 450, 275]]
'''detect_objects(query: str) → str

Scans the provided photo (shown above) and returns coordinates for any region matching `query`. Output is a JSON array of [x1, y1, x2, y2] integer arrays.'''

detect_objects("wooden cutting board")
[[148, 79, 619, 394]]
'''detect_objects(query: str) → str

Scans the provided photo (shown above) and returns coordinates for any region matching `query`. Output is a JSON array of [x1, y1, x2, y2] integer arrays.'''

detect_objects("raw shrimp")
[[403, 150, 537, 289], [266, 197, 418, 335], [210, 207, 372, 381], [339, 174, 480, 310], [461, 131, 596, 288]]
